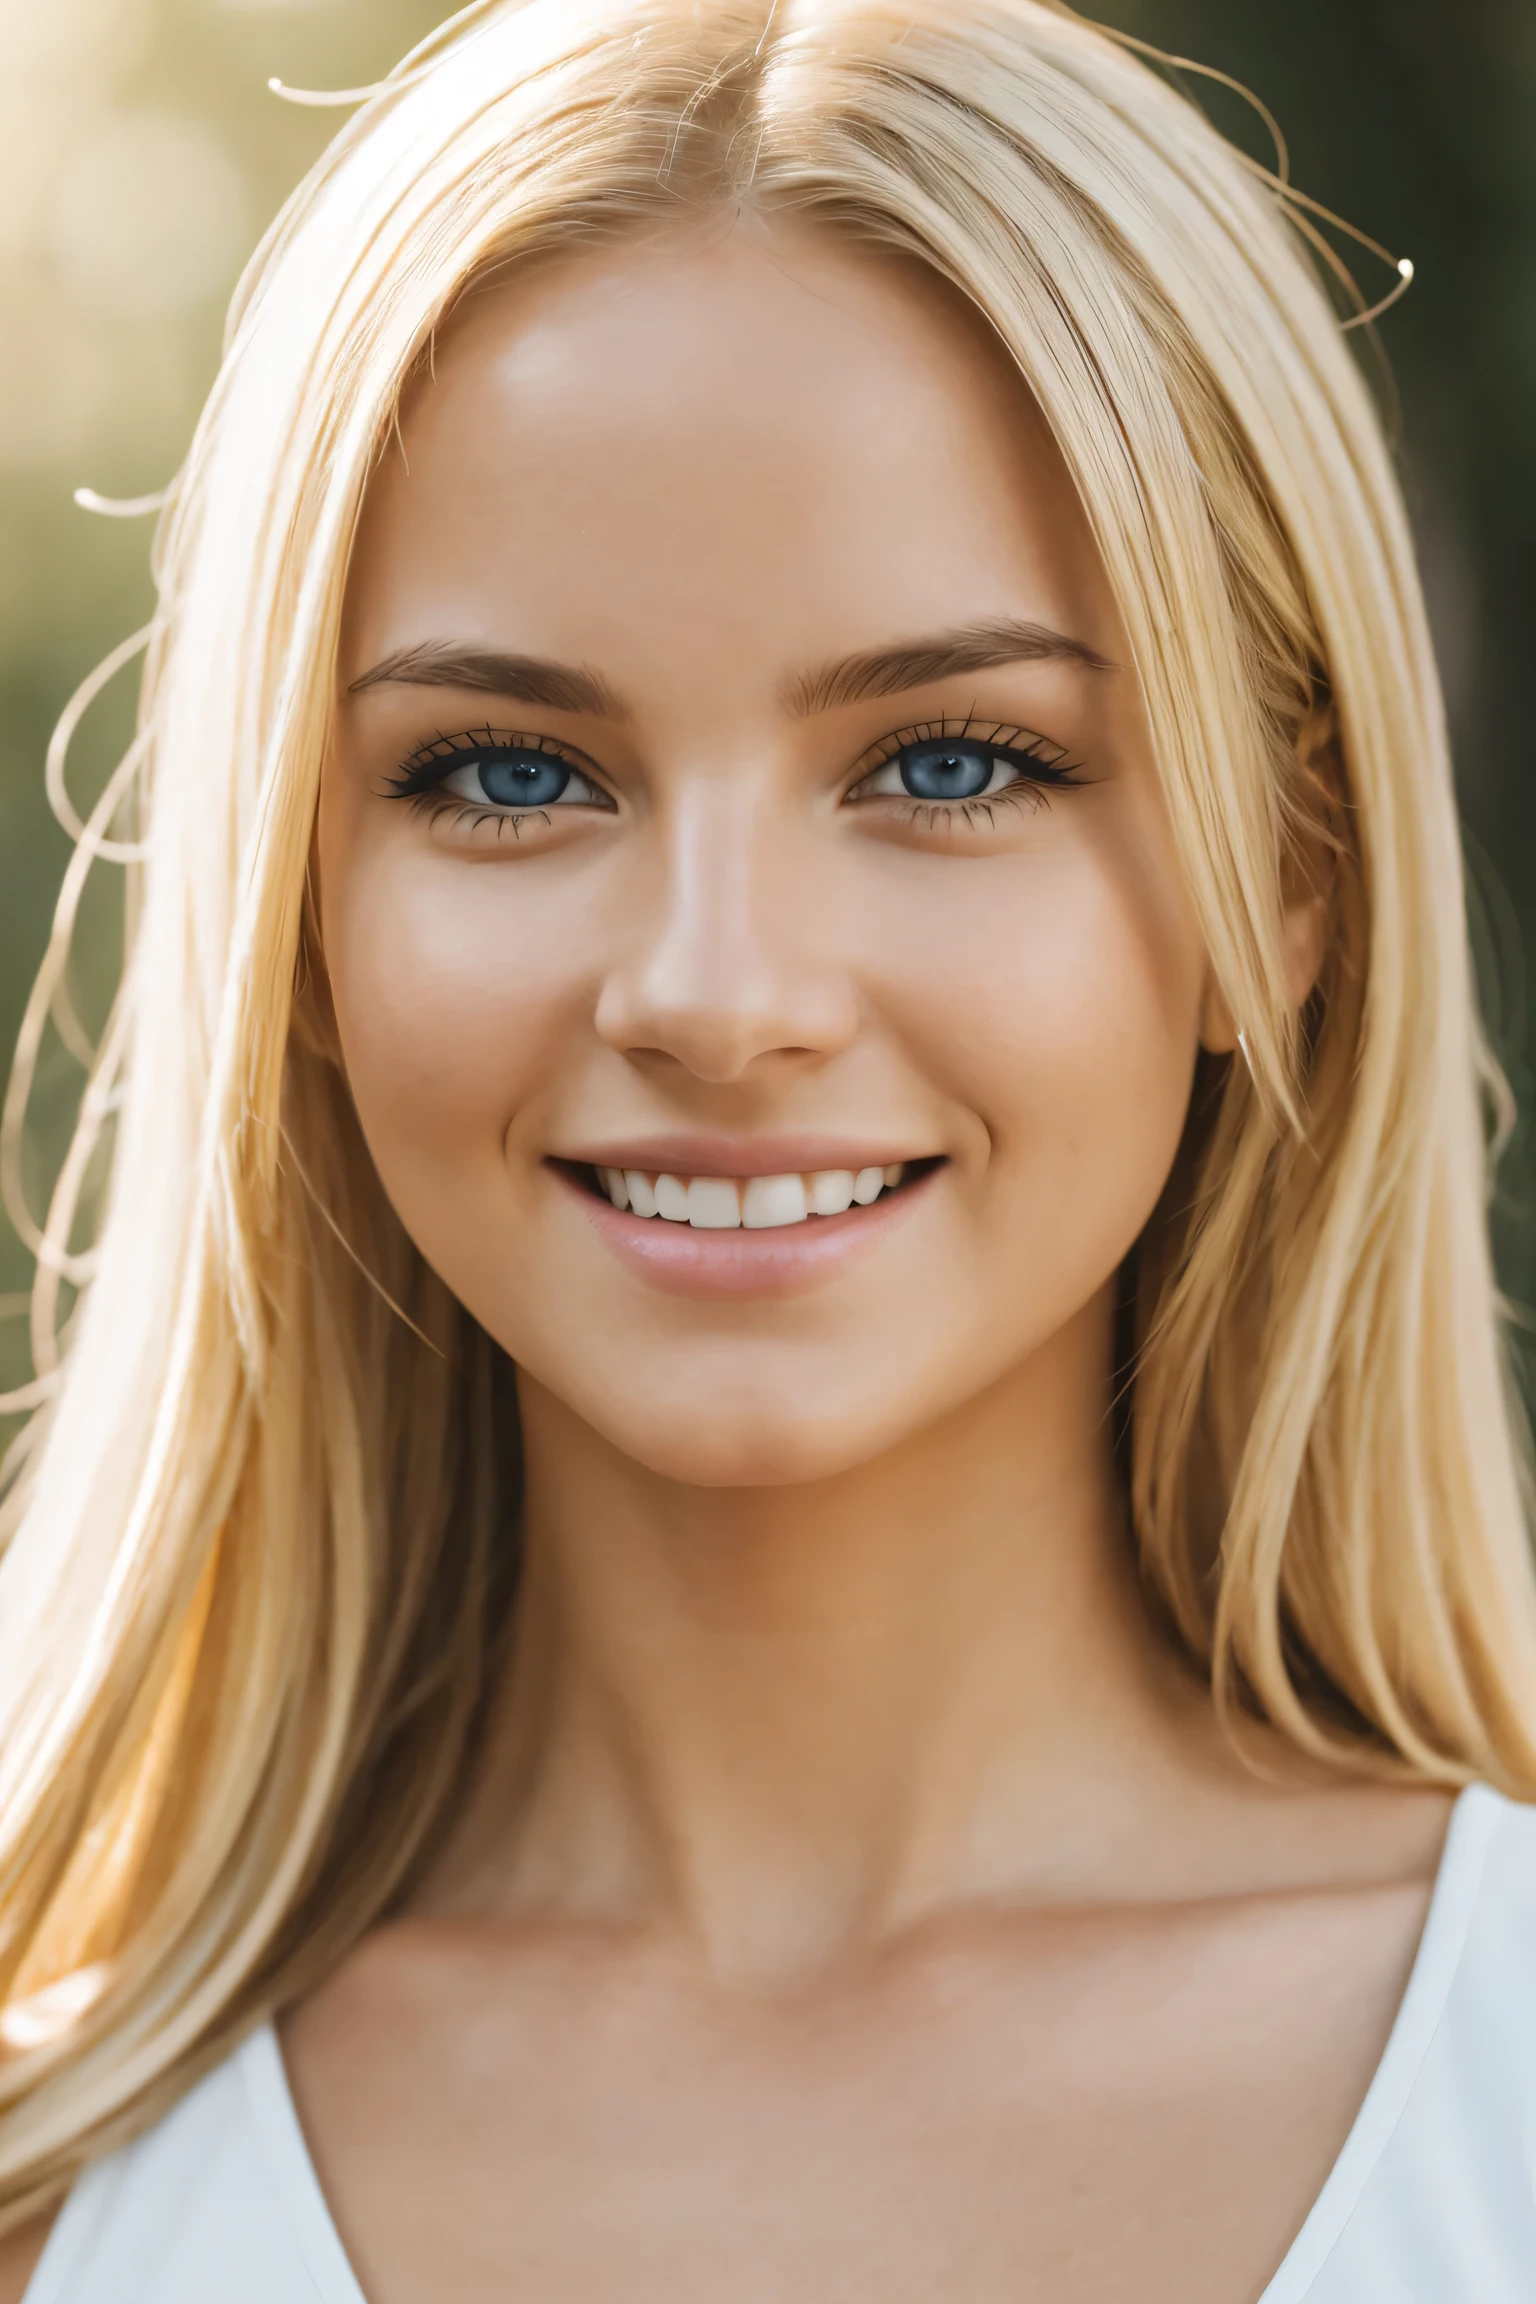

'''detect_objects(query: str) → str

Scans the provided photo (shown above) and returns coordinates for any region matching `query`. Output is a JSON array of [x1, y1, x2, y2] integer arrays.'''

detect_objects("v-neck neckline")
[[241, 1783, 1495, 2304]]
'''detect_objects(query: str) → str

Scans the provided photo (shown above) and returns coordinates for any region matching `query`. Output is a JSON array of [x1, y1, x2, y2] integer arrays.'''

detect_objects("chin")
[[579, 1384, 921, 1490]]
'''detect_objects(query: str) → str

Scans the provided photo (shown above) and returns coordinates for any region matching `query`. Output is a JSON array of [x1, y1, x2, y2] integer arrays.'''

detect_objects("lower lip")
[[560, 1166, 937, 1300]]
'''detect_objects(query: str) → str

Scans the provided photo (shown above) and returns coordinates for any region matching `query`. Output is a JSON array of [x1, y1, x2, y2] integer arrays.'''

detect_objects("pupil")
[[899, 740, 993, 801], [477, 753, 570, 808]]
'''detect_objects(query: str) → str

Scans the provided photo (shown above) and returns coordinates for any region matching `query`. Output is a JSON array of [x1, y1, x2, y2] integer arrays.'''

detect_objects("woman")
[[1, 1, 1533, 2296]]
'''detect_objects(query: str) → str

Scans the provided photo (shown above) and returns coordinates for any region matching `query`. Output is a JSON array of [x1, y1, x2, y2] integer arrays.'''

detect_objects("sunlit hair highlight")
[[2, 0, 1532, 2219]]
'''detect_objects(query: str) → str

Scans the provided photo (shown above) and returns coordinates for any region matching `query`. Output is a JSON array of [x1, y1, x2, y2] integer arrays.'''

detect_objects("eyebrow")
[[348, 616, 1113, 723], [788, 618, 1114, 715], [348, 641, 627, 719]]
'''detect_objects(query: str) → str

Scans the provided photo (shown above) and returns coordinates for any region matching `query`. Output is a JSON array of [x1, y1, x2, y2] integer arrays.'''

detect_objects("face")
[[320, 224, 1212, 1485]]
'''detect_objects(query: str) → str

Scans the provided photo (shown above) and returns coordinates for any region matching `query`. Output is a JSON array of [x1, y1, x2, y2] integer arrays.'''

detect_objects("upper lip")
[[554, 1137, 934, 1179]]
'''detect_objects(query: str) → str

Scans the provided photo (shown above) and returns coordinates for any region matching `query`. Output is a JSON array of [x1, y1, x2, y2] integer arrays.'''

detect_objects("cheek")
[[318, 828, 586, 1203], [874, 826, 1203, 1254]]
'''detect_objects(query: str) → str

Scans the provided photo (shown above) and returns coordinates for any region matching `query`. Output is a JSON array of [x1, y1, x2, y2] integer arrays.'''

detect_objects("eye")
[[847, 721, 1080, 809], [385, 732, 612, 817], [441, 748, 601, 810], [873, 737, 1015, 802]]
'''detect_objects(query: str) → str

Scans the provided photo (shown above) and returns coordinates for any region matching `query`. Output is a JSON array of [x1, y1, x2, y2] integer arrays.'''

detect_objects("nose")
[[594, 783, 858, 1083]]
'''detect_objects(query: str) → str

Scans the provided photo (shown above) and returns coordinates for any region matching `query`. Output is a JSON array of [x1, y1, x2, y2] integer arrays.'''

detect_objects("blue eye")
[[466, 751, 572, 808], [387, 736, 609, 817], [897, 739, 995, 800], [848, 722, 1080, 812]]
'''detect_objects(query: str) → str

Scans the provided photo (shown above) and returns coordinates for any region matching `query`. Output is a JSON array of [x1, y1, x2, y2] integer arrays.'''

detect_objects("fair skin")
[[0, 222, 1451, 2303]]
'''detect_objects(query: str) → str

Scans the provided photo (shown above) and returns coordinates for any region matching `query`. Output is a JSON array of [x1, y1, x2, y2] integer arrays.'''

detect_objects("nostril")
[[593, 949, 860, 1080]]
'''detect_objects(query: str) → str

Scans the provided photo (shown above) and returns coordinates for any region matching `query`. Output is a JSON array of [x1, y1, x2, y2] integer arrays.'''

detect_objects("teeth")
[[654, 1173, 691, 1222], [743, 1173, 808, 1228], [687, 1177, 741, 1229], [601, 1161, 911, 1230], [624, 1170, 658, 1217], [806, 1169, 855, 1216]]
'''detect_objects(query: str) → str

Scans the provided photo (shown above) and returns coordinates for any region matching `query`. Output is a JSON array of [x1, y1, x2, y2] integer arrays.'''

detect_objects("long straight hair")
[[2, 0, 1532, 2218]]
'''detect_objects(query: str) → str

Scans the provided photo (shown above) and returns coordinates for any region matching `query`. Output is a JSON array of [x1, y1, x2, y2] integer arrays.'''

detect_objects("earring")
[[1236, 1028, 1254, 1080]]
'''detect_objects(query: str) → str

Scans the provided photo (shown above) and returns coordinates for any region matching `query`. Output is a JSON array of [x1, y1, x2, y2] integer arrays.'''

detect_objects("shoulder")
[[1378, 1781, 1536, 2039], [1467, 1777, 1536, 1877], [1373, 1784, 1536, 2157], [0, 2026, 329, 2304], [1445, 1783, 1536, 2008], [0, 2220, 53, 2304], [1271, 1787, 1536, 2301]]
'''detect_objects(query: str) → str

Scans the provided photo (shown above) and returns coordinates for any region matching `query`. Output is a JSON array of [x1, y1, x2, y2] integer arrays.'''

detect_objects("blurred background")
[[1, 0, 1532, 1411]]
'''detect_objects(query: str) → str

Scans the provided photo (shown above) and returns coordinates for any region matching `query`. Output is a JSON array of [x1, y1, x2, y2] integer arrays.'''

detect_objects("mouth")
[[551, 1154, 944, 1298], [565, 1156, 940, 1229]]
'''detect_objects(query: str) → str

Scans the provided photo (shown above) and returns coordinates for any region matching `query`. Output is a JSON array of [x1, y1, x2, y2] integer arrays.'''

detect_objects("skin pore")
[[0, 222, 1452, 2302]]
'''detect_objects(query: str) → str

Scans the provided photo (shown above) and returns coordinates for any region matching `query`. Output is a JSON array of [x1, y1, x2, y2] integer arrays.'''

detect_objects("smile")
[[595, 1163, 906, 1229], [555, 1153, 941, 1300]]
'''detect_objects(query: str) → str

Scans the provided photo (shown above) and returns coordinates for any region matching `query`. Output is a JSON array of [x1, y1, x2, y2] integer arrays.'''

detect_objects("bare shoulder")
[[1160, 1696, 1463, 1905], [0, 2212, 55, 2304], [1281, 1775, 1459, 1890]]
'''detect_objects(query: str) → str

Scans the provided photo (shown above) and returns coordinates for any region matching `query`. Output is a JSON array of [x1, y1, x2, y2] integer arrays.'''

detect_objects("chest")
[[280, 1891, 1427, 2304]]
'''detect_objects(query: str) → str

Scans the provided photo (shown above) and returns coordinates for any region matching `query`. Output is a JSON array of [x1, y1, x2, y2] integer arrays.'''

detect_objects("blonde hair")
[[1, 0, 1532, 2219]]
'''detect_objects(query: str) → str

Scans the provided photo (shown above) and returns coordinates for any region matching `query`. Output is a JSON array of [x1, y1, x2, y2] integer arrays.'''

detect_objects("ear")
[[1198, 702, 1338, 1056]]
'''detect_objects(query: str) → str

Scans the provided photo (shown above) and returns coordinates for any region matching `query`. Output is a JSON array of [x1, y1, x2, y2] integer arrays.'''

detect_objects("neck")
[[424, 1291, 1209, 1978]]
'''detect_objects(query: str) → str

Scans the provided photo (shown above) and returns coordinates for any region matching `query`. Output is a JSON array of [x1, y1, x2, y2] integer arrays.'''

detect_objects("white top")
[[25, 1783, 1536, 2302]]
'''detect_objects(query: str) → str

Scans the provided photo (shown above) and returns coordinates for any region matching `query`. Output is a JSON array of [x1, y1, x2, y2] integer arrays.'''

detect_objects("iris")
[[476, 752, 571, 807], [898, 739, 995, 800]]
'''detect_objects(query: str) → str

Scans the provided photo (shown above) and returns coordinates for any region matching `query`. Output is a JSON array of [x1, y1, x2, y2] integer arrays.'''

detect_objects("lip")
[[555, 1136, 928, 1181], [556, 1159, 939, 1300]]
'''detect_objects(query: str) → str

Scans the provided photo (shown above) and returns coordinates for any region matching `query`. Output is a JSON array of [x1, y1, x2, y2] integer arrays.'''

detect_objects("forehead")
[[343, 222, 1112, 687]]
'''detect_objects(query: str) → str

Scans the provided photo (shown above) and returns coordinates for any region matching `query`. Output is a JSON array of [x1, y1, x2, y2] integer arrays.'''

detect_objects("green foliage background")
[[2, 0, 1532, 1409]]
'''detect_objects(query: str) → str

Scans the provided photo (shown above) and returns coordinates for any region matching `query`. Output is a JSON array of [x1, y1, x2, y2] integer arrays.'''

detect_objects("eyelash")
[[845, 717, 1083, 827], [383, 728, 608, 832], [382, 717, 1084, 831]]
